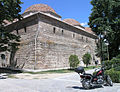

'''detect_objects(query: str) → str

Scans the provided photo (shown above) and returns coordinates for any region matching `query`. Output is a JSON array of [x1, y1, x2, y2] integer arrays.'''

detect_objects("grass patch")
[[7, 74, 17, 79], [23, 66, 99, 74], [24, 69, 74, 74], [84, 66, 100, 70]]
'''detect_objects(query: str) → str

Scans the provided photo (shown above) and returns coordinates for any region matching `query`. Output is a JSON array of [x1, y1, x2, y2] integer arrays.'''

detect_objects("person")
[[95, 60, 98, 66]]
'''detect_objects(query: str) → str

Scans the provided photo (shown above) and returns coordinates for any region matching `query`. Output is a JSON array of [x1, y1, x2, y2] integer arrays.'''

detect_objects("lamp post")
[[99, 33, 104, 61], [104, 39, 109, 60]]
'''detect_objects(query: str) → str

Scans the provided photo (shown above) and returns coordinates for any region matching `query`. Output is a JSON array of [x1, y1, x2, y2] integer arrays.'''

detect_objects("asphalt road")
[[0, 69, 120, 92]]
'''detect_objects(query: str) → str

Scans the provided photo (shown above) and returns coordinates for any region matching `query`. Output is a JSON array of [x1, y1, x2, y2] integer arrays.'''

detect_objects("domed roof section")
[[24, 4, 56, 14], [63, 18, 81, 26]]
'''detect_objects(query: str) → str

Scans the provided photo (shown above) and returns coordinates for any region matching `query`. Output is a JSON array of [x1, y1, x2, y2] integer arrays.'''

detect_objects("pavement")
[[0, 69, 120, 92]]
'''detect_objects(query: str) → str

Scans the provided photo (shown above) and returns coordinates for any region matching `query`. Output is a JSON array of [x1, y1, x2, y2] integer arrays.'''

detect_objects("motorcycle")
[[75, 66, 113, 89]]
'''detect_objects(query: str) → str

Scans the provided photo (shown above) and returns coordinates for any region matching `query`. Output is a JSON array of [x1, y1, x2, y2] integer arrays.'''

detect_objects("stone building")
[[0, 4, 98, 69]]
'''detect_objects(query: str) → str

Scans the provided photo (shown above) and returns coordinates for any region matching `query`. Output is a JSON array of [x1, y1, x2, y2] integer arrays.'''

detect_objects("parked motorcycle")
[[75, 66, 113, 89]]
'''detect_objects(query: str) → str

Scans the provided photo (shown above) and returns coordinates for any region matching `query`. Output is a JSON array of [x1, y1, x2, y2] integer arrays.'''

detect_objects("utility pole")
[[99, 33, 103, 62]]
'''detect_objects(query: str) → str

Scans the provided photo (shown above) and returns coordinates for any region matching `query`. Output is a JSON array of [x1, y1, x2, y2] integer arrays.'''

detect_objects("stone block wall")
[[15, 20, 38, 69], [33, 14, 97, 69], [0, 13, 97, 69]]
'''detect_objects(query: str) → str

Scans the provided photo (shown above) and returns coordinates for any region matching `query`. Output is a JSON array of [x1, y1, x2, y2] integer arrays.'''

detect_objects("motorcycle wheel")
[[82, 79, 91, 89], [107, 75, 113, 86]]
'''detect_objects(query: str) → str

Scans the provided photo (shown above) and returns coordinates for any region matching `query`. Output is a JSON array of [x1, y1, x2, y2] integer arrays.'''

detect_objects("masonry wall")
[[0, 15, 39, 69], [0, 13, 97, 69], [34, 14, 97, 69], [15, 18, 38, 69]]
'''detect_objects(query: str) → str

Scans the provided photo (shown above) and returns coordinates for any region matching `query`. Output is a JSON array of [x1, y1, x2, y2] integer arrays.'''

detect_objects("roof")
[[5, 12, 98, 39], [3, 19, 18, 25], [63, 18, 81, 26], [85, 27, 95, 34], [24, 4, 56, 14]]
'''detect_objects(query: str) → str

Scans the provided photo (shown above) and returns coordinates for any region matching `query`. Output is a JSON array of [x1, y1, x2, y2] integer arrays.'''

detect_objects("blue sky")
[[20, 0, 93, 27]]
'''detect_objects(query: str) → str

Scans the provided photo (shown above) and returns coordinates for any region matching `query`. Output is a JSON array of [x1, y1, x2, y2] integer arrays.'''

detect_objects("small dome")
[[63, 18, 81, 26], [24, 4, 56, 14]]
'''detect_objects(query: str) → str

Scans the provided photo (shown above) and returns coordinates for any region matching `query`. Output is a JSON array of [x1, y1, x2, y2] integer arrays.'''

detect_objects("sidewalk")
[[6, 69, 95, 79]]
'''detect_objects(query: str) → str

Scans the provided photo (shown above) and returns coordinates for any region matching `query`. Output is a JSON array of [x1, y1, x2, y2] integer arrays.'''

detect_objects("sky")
[[20, 0, 93, 27]]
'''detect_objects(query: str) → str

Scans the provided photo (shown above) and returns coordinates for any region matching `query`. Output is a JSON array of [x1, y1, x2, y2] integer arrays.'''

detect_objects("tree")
[[82, 53, 91, 67], [0, 0, 22, 52], [89, 0, 120, 60], [69, 55, 80, 69], [95, 39, 108, 61], [0, 0, 22, 68]]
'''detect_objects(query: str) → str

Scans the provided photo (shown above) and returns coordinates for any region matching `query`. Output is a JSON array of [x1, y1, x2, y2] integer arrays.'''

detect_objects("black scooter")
[[75, 66, 113, 89]]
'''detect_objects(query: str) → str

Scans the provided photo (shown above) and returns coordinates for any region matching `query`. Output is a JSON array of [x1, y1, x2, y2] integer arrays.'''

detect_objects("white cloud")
[[81, 22, 88, 27]]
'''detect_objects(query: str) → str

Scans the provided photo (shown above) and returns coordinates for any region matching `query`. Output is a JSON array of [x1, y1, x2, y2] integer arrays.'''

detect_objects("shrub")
[[105, 68, 120, 83], [103, 55, 120, 83], [103, 58, 120, 70], [82, 53, 91, 67], [103, 60, 113, 70], [114, 66, 120, 71], [69, 55, 80, 69], [116, 54, 120, 59], [111, 58, 120, 68]]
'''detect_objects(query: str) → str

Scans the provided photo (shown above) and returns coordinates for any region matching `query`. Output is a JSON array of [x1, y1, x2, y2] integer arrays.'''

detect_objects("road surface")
[[0, 69, 120, 92]]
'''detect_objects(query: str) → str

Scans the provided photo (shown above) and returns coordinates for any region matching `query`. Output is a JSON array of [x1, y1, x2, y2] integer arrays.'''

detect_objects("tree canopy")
[[82, 53, 91, 67], [0, 0, 22, 52], [69, 55, 80, 68], [89, 0, 120, 59]]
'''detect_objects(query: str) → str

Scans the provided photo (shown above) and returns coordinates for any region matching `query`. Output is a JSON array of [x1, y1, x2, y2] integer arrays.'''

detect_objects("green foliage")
[[112, 58, 120, 68], [114, 66, 120, 71], [93, 71, 97, 76], [95, 40, 108, 61], [103, 54, 120, 83], [0, 0, 23, 24], [0, 0, 23, 52], [69, 55, 80, 68], [89, 0, 120, 59], [103, 58, 120, 70], [82, 53, 91, 67], [116, 54, 120, 59], [105, 68, 120, 83], [103, 60, 113, 70]]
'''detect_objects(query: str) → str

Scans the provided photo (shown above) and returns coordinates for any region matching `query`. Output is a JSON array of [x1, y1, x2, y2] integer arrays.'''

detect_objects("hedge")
[[105, 68, 120, 83], [103, 58, 120, 70], [116, 54, 120, 59], [114, 66, 120, 71], [103, 54, 120, 83]]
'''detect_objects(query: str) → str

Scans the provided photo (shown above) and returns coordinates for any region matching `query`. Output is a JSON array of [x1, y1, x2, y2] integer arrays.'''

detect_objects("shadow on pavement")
[[72, 85, 103, 90], [72, 86, 85, 90]]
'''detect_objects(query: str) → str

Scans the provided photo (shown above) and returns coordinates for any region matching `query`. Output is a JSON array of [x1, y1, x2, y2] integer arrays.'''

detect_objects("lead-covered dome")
[[24, 4, 56, 14], [63, 18, 81, 26]]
